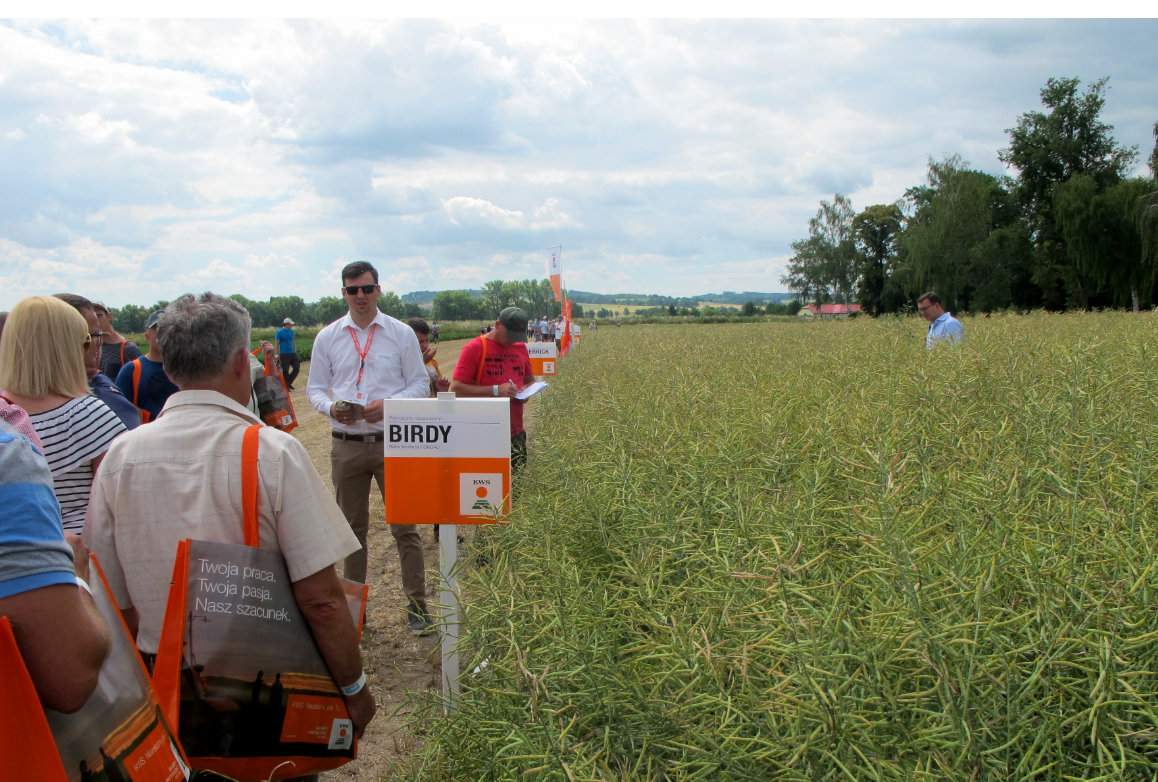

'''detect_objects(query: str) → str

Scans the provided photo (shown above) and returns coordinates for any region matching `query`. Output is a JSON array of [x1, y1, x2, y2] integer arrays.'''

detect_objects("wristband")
[[491, 384, 498, 397], [75, 576, 93, 596], [340, 671, 367, 697]]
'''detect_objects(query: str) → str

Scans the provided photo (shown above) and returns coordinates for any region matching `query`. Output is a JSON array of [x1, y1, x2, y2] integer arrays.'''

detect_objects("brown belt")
[[332, 430, 385, 443]]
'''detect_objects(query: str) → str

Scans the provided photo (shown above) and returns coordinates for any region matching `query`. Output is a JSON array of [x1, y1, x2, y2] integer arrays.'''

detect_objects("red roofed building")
[[798, 303, 862, 319]]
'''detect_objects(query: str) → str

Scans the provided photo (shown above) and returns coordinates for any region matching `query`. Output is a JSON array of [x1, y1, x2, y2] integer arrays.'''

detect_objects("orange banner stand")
[[382, 397, 512, 526], [547, 250, 563, 303]]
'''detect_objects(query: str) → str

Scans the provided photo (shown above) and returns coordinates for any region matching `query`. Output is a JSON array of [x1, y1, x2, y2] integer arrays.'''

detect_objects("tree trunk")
[[1131, 286, 1140, 313]]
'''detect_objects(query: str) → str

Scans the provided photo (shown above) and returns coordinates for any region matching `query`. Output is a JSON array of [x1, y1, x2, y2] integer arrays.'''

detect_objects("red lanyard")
[[346, 324, 377, 389]]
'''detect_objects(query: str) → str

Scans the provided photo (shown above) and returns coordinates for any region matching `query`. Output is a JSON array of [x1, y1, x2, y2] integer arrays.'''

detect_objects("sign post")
[[382, 393, 511, 712]]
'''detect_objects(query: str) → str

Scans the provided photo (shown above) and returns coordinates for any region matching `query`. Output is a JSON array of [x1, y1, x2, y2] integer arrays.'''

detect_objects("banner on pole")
[[527, 342, 557, 376], [383, 398, 511, 525], [547, 251, 563, 303]]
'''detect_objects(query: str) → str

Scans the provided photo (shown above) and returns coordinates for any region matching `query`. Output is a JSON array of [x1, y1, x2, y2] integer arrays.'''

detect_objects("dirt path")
[[284, 338, 472, 781]]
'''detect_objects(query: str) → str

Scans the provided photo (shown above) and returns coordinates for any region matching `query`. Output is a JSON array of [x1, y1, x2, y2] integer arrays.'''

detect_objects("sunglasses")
[[343, 284, 379, 296]]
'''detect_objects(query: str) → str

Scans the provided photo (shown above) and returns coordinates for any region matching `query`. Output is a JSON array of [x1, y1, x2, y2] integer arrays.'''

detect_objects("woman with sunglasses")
[[0, 296, 126, 533]]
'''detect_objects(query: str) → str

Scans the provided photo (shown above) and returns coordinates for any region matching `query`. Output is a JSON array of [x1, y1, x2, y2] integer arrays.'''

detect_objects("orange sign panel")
[[382, 398, 512, 525], [527, 342, 557, 376]]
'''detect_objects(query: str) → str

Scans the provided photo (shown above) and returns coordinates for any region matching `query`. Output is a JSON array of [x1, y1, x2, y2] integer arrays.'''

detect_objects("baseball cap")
[[283, 317, 294, 325], [498, 306, 529, 341], [145, 310, 164, 329]]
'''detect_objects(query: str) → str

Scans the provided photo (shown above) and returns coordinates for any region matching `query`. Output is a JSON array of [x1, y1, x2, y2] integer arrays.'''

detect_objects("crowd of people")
[[0, 270, 959, 778]]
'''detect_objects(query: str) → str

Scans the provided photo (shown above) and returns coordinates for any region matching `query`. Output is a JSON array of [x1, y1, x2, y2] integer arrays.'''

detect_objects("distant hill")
[[401, 289, 795, 306]]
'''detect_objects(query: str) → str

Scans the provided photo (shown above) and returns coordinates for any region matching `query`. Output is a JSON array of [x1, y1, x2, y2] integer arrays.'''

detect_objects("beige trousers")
[[330, 436, 426, 608]]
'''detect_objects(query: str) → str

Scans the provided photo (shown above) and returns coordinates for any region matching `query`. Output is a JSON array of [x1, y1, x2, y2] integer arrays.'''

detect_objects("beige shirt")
[[85, 389, 360, 653]]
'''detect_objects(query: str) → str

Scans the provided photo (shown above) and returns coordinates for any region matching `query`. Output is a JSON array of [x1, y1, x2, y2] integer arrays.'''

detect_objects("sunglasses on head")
[[344, 284, 379, 295]]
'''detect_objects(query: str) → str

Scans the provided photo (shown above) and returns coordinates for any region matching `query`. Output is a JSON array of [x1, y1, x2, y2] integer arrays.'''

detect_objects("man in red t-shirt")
[[451, 306, 535, 470]]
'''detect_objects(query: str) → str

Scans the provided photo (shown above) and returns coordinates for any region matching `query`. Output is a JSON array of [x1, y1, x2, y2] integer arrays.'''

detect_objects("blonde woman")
[[0, 296, 125, 533]]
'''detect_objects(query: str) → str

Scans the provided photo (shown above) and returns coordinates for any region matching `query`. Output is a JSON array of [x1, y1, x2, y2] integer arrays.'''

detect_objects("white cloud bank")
[[0, 19, 1156, 308]]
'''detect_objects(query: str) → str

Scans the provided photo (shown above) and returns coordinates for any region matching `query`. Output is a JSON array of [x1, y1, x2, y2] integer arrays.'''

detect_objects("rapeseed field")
[[409, 313, 1158, 781]]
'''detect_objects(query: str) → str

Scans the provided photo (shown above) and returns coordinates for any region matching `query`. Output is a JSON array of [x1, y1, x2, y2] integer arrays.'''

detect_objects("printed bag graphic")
[[153, 424, 367, 781], [1, 556, 191, 782], [252, 351, 298, 433]]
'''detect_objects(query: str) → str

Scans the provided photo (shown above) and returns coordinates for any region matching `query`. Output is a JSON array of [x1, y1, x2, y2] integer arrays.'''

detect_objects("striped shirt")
[[28, 395, 126, 533], [0, 421, 75, 599]]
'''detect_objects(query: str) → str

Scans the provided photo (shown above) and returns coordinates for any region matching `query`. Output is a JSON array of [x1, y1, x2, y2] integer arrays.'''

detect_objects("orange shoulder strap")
[[131, 358, 143, 405], [241, 423, 261, 548], [153, 539, 191, 728], [474, 336, 490, 385]]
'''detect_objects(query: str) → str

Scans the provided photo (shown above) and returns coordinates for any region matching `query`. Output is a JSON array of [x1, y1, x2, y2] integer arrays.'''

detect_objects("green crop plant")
[[404, 312, 1158, 781]]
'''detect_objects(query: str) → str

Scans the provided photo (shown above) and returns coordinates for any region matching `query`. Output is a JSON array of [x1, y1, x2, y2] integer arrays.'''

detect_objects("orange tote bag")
[[153, 424, 368, 781]]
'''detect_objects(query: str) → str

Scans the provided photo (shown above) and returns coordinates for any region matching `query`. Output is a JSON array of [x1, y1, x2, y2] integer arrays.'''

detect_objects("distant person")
[[85, 293, 376, 741], [450, 307, 535, 472], [0, 296, 126, 533], [918, 292, 964, 349], [114, 310, 178, 422], [0, 420, 111, 713], [430, 321, 440, 344], [553, 317, 564, 350], [55, 293, 140, 432], [408, 318, 450, 396], [306, 261, 433, 636], [93, 302, 141, 380], [275, 317, 301, 390]]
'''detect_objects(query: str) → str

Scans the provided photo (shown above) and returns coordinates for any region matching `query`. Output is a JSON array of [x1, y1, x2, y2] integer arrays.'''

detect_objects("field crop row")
[[407, 313, 1158, 781]]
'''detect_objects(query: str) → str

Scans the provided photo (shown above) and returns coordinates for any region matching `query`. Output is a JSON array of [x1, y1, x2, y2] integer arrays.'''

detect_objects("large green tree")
[[781, 194, 858, 304], [897, 157, 1030, 312], [1055, 175, 1158, 310], [432, 290, 483, 321], [999, 76, 1138, 308], [851, 203, 904, 315]]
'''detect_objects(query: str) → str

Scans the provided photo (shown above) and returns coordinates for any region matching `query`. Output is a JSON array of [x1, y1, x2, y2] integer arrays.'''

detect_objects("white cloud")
[[0, 18, 1156, 308]]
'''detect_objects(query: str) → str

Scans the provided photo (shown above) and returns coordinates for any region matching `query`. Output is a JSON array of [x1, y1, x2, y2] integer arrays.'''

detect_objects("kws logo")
[[459, 473, 503, 516]]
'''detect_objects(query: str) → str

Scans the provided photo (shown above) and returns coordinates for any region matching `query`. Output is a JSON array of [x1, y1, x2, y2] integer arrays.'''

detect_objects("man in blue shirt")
[[114, 310, 178, 422], [275, 317, 301, 390], [918, 292, 964, 349]]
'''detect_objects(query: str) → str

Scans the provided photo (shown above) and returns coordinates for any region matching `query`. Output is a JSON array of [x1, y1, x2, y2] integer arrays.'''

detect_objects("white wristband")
[[491, 384, 498, 397], [75, 576, 93, 596], [340, 671, 367, 697]]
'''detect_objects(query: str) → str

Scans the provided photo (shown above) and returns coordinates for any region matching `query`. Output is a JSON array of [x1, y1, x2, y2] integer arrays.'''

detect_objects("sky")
[[1, 16, 1156, 309]]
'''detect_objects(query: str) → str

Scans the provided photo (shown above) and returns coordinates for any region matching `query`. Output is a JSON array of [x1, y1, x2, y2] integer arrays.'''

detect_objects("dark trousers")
[[279, 353, 301, 388], [512, 431, 527, 473], [331, 436, 427, 607]]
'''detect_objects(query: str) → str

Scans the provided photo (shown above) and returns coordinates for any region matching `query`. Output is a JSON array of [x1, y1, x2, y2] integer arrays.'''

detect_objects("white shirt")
[[84, 390, 361, 653], [307, 310, 431, 433]]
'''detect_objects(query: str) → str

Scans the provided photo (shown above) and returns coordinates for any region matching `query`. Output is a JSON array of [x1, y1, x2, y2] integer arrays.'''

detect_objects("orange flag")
[[547, 251, 563, 303]]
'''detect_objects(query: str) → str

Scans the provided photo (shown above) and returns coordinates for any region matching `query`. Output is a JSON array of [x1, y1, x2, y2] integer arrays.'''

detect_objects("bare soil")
[[284, 338, 472, 782]]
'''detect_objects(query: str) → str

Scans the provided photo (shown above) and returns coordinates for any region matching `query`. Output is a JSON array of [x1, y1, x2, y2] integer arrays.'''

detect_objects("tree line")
[[106, 281, 572, 333], [782, 77, 1158, 314]]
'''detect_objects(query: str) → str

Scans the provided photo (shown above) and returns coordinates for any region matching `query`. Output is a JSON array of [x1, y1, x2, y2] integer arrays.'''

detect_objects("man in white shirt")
[[917, 291, 965, 349], [307, 261, 434, 635], [86, 293, 376, 742]]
